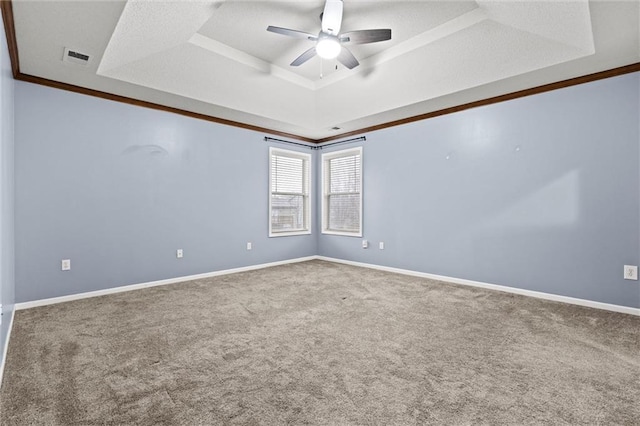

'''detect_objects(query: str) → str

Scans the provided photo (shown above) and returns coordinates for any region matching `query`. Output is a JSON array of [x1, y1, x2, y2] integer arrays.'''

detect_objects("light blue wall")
[[15, 82, 316, 303], [0, 13, 16, 375], [319, 73, 640, 309], [13, 71, 640, 309]]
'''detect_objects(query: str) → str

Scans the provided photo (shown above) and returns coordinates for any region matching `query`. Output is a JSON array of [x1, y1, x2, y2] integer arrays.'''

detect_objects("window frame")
[[321, 146, 363, 237], [269, 147, 312, 237]]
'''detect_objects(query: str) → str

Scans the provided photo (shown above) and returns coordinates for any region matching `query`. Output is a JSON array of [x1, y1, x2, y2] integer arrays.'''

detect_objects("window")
[[269, 148, 311, 237], [322, 147, 362, 236]]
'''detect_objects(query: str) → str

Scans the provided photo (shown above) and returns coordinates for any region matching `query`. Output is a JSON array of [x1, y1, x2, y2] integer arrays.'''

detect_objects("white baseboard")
[[15, 256, 317, 311], [0, 307, 15, 389], [14, 255, 639, 316], [316, 256, 640, 316]]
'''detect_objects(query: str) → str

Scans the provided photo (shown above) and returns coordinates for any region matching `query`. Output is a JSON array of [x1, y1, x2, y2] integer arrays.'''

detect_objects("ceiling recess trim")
[[14, 73, 318, 143], [2, 1, 639, 144], [314, 62, 640, 143], [1, 0, 19, 78]]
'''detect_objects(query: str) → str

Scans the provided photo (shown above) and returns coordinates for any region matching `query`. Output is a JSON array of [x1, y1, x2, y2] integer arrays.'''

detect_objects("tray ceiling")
[[9, 0, 640, 141]]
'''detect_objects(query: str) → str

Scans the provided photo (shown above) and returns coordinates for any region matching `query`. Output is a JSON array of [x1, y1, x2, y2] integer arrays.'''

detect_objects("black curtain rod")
[[318, 136, 366, 149], [263, 137, 316, 149], [264, 136, 366, 150]]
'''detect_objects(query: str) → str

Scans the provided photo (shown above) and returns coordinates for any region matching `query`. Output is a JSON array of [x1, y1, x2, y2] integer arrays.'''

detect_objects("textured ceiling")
[[196, 1, 479, 81], [10, 0, 640, 140]]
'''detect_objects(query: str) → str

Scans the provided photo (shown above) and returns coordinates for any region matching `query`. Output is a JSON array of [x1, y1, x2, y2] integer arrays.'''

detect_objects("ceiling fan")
[[266, 0, 392, 70]]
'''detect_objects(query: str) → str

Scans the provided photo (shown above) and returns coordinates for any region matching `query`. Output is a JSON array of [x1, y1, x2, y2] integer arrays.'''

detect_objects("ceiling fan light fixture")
[[267, 0, 392, 68], [316, 36, 341, 59]]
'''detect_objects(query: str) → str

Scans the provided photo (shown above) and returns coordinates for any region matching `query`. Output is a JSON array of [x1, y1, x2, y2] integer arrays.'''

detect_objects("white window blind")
[[322, 147, 362, 236], [269, 148, 310, 236]]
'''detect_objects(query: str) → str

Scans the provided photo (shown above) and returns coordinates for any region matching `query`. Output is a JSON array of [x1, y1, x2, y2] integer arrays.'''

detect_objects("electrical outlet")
[[176, 249, 183, 259], [362, 240, 368, 249], [247, 242, 252, 250], [61, 259, 71, 271], [379, 242, 385, 250], [624, 265, 638, 280]]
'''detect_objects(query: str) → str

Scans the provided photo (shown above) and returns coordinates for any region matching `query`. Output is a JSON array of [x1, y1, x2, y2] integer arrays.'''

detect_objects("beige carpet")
[[1, 260, 639, 425]]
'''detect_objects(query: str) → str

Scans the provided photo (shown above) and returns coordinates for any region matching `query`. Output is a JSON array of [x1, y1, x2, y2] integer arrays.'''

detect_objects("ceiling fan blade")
[[337, 46, 359, 69], [291, 46, 317, 66], [340, 29, 392, 44], [267, 26, 318, 41], [321, 0, 343, 35]]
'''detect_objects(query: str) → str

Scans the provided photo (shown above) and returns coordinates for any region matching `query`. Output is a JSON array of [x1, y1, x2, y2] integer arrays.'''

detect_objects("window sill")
[[269, 230, 312, 238], [321, 230, 362, 237]]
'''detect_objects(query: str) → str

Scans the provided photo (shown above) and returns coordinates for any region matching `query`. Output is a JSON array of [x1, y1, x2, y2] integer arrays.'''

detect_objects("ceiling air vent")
[[63, 47, 91, 66]]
